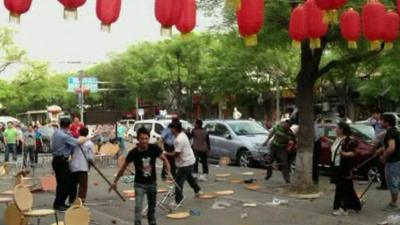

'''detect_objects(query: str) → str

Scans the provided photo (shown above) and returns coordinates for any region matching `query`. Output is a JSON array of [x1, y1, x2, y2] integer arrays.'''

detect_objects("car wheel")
[[237, 150, 252, 168]]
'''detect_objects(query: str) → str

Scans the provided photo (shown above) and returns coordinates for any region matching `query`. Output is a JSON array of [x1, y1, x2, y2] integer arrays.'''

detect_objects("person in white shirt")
[[169, 122, 202, 206], [69, 127, 94, 204]]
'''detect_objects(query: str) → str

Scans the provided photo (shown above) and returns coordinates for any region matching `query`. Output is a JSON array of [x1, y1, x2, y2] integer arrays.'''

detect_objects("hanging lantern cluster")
[[96, 0, 122, 32], [289, 4, 307, 48], [315, 0, 348, 24], [236, 0, 265, 46], [58, 0, 86, 20], [4, 0, 32, 23], [304, 0, 328, 49], [339, 8, 360, 48]]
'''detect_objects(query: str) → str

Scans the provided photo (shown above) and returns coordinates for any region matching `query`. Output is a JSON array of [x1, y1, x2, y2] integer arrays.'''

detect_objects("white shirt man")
[[174, 132, 196, 168]]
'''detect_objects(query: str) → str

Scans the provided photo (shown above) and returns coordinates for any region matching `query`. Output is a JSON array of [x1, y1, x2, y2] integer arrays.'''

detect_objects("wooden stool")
[[0, 197, 13, 206], [13, 184, 58, 225], [4, 203, 28, 225], [50, 205, 90, 225], [40, 175, 56, 192]]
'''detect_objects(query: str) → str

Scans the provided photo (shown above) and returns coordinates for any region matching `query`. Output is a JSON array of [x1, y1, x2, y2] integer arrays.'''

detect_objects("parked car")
[[127, 119, 193, 144], [203, 120, 269, 167], [356, 112, 400, 128], [120, 119, 136, 129], [317, 123, 377, 180]]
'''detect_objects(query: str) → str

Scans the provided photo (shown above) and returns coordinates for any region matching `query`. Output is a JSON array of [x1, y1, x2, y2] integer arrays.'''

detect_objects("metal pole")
[[79, 71, 85, 124], [276, 79, 280, 121], [135, 95, 139, 120]]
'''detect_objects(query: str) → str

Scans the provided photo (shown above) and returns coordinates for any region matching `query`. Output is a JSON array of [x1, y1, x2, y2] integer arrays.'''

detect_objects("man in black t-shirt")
[[110, 127, 171, 225], [379, 114, 400, 211]]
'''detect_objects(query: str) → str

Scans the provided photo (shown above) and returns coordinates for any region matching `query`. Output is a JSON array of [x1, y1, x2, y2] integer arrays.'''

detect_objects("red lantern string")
[[305, 0, 328, 49], [96, 0, 122, 32], [4, 0, 32, 23], [58, 0, 86, 20], [176, 0, 197, 39], [362, 0, 386, 51], [340, 8, 361, 49], [382, 10, 399, 50], [289, 4, 307, 48], [236, 0, 265, 46]]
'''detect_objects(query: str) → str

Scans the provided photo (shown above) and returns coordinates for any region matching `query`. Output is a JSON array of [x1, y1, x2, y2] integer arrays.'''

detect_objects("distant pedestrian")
[[263, 120, 295, 183], [69, 127, 94, 204], [110, 127, 171, 225], [378, 114, 400, 211], [169, 121, 202, 207], [3, 122, 17, 162], [52, 118, 88, 211], [16, 124, 23, 155], [34, 126, 43, 164], [70, 116, 84, 138], [23, 125, 36, 168], [331, 122, 361, 216], [117, 121, 127, 156], [191, 120, 210, 182]]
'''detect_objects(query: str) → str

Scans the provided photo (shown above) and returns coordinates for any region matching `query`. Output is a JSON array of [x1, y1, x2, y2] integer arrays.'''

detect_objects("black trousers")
[[70, 171, 89, 204], [333, 177, 361, 211], [266, 145, 290, 183], [52, 156, 73, 208], [175, 165, 201, 204], [312, 140, 321, 184], [378, 162, 387, 188], [194, 151, 209, 174]]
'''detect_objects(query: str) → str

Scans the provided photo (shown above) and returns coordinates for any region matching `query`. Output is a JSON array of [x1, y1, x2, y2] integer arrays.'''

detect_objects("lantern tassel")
[[160, 26, 172, 37], [369, 40, 381, 51], [9, 12, 21, 24], [384, 42, 393, 50], [181, 32, 192, 40], [225, 0, 241, 10], [292, 40, 301, 48], [330, 10, 338, 24], [243, 34, 258, 47], [64, 8, 78, 20], [101, 23, 111, 33], [323, 11, 331, 24], [310, 38, 321, 49], [348, 41, 357, 49]]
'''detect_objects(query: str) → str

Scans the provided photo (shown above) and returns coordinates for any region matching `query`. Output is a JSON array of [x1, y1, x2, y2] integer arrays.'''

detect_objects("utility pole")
[[276, 79, 280, 121], [135, 95, 139, 120], [78, 70, 85, 124]]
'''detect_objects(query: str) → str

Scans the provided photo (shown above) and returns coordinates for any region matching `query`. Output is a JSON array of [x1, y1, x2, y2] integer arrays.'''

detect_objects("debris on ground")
[[212, 200, 232, 209], [240, 212, 248, 219], [377, 215, 400, 225], [190, 209, 201, 216], [243, 203, 257, 207], [266, 197, 289, 206]]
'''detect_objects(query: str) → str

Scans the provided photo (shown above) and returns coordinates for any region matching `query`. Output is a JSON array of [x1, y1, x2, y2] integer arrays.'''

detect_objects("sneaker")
[[195, 191, 204, 198], [383, 203, 399, 211], [198, 174, 208, 182], [332, 208, 348, 216]]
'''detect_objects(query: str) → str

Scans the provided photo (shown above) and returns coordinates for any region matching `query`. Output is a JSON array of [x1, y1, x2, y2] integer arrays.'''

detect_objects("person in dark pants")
[[332, 123, 361, 216], [110, 127, 171, 225], [51, 118, 87, 211], [69, 127, 94, 204], [263, 120, 295, 184], [170, 122, 202, 207], [23, 125, 36, 168], [161, 117, 179, 179], [192, 120, 210, 182]]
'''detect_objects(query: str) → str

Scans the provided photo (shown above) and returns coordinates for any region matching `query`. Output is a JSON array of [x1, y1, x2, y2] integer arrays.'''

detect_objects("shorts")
[[385, 161, 400, 194]]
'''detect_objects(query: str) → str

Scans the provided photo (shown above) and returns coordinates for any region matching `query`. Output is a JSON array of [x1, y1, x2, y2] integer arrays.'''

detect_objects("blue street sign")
[[67, 76, 98, 93]]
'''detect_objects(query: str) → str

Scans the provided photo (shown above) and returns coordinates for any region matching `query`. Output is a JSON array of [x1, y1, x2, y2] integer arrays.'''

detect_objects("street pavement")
[[0, 154, 397, 225]]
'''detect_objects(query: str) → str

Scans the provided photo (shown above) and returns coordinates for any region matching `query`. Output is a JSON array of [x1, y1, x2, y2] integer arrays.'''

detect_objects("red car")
[[317, 123, 378, 180]]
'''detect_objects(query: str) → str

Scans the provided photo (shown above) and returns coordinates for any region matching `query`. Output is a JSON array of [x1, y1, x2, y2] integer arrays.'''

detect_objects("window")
[[155, 123, 164, 135], [205, 123, 216, 134], [214, 124, 230, 137], [134, 123, 152, 132]]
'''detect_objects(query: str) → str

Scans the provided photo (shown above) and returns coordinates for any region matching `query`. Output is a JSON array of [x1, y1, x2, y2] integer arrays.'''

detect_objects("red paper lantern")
[[96, 0, 121, 32], [289, 4, 307, 48], [58, 0, 86, 20], [155, 0, 181, 36], [382, 10, 399, 49], [362, 0, 386, 51], [236, 0, 265, 46], [315, 0, 347, 23], [305, 0, 328, 49], [176, 0, 197, 38], [340, 8, 361, 48], [4, 0, 32, 23]]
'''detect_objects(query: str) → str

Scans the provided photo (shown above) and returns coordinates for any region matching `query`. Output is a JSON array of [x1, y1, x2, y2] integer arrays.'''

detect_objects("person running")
[[110, 127, 171, 225], [191, 120, 210, 182], [23, 125, 36, 168], [70, 116, 84, 138], [378, 114, 400, 211], [169, 121, 202, 207], [52, 118, 88, 211], [69, 127, 94, 204], [3, 122, 18, 162], [331, 122, 361, 216], [263, 120, 295, 183]]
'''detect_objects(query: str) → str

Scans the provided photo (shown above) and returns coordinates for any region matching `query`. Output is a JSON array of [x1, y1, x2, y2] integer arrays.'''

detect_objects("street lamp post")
[[78, 70, 85, 124]]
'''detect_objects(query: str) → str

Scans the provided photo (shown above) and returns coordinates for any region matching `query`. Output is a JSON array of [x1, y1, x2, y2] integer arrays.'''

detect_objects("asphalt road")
[[0, 153, 396, 225]]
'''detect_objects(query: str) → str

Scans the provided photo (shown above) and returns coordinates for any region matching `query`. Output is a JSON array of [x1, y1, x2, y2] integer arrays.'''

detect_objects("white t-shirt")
[[331, 136, 344, 167], [70, 140, 94, 172], [174, 132, 196, 167]]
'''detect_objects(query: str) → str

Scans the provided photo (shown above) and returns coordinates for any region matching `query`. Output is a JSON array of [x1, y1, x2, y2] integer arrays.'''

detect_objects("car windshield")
[[161, 120, 192, 130], [227, 121, 268, 136], [350, 124, 375, 141]]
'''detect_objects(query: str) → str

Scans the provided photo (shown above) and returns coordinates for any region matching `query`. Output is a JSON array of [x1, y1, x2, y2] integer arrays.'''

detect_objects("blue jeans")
[[5, 144, 17, 162], [134, 183, 157, 225], [385, 161, 400, 194], [117, 137, 125, 155]]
